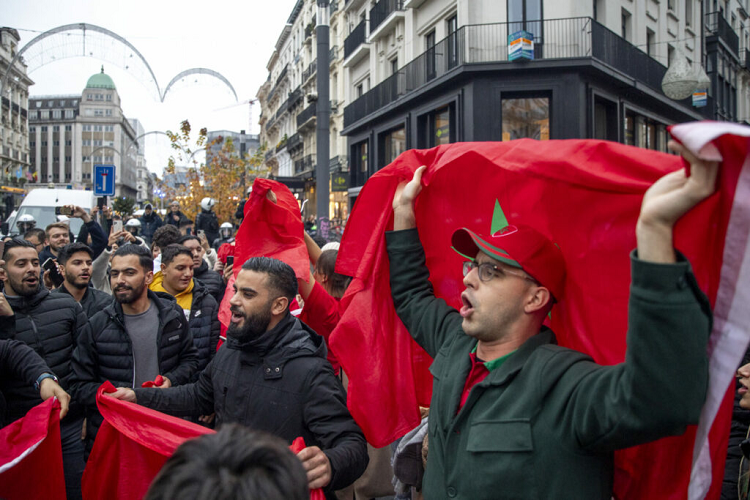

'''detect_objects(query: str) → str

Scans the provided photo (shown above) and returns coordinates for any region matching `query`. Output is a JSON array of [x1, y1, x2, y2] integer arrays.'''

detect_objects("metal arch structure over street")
[[1, 23, 162, 101], [0, 23, 239, 124], [162, 68, 238, 102]]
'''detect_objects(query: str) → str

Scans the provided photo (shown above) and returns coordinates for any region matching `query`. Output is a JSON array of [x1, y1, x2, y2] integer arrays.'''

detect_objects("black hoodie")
[[135, 312, 369, 497]]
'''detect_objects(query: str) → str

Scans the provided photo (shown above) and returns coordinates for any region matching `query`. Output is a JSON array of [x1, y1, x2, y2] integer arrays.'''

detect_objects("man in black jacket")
[[139, 203, 163, 245], [1, 238, 89, 500], [71, 244, 198, 452], [180, 235, 225, 303], [39, 205, 107, 263], [107, 257, 368, 499], [166, 201, 189, 228], [52, 242, 112, 319]]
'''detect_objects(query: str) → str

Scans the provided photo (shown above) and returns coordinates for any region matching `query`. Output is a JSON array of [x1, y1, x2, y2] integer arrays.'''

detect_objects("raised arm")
[[387, 166, 463, 357]]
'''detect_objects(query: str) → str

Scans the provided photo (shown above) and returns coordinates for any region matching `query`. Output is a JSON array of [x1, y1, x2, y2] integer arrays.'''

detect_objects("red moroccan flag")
[[218, 178, 309, 331], [331, 121, 750, 499], [0, 398, 66, 500], [82, 382, 214, 499], [82, 383, 325, 500]]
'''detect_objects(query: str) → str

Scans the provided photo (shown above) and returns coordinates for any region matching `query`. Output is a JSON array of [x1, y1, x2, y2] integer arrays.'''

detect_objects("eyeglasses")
[[462, 260, 537, 284]]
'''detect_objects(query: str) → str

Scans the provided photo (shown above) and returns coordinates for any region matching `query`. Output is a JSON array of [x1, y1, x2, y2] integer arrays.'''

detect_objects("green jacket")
[[386, 228, 711, 500]]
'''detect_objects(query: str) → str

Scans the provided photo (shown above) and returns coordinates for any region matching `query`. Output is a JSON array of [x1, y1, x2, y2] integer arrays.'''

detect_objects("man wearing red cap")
[[387, 142, 716, 499]]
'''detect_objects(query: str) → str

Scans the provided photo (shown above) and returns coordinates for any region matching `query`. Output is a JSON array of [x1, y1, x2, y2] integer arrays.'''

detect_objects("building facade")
[[258, 0, 350, 220], [28, 68, 138, 198], [338, 0, 750, 205], [0, 27, 33, 205], [129, 118, 152, 204]]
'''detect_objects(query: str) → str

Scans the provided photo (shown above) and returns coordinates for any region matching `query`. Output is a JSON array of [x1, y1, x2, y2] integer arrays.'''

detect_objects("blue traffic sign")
[[94, 164, 116, 196]]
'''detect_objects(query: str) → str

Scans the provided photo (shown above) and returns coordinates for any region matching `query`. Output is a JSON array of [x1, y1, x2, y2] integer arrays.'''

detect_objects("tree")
[[157, 120, 269, 223], [112, 196, 136, 218]]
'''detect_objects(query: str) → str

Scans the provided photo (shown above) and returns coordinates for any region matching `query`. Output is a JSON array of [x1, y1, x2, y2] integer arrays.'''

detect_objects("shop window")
[[501, 97, 549, 141], [380, 126, 406, 167], [418, 104, 456, 148], [594, 97, 618, 142], [351, 140, 369, 187]]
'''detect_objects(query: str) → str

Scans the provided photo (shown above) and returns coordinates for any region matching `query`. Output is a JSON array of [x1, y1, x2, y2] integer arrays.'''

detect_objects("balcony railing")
[[370, 0, 404, 34], [302, 59, 317, 82], [329, 155, 348, 172], [345, 19, 367, 59], [297, 103, 316, 128], [705, 12, 740, 55], [275, 64, 289, 87], [345, 17, 671, 127], [287, 132, 303, 151], [294, 155, 316, 175]]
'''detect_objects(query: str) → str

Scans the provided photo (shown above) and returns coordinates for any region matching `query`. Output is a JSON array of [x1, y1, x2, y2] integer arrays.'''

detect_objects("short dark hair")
[[144, 424, 308, 500], [161, 244, 194, 267], [57, 242, 93, 265], [152, 225, 181, 250], [179, 218, 193, 228], [112, 244, 153, 272], [241, 257, 297, 303], [2, 237, 36, 262], [316, 249, 351, 297], [23, 228, 46, 243], [177, 235, 200, 246]]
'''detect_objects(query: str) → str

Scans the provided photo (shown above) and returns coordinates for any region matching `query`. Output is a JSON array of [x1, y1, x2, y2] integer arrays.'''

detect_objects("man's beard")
[[66, 273, 90, 290], [7, 272, 40, 297], [227, 302, 273, 343], [113, 279, 147, 304]]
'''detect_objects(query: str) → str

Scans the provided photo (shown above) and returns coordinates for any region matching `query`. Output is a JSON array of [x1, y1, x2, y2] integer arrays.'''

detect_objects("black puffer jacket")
[[0, 338, 55, 428], [71, 290, 198, 448], [195, 210, 219, 246], [722, 345, 750, 499], [194, 260, 224, 303], [135, 313, 368, 497], [0, 289, 89, 422], [188, 280, 220, 380], [52, 284, 113, 320]]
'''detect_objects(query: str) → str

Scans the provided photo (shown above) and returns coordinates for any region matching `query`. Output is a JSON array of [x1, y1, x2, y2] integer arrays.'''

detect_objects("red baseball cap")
[[451, 225, 566, 300]]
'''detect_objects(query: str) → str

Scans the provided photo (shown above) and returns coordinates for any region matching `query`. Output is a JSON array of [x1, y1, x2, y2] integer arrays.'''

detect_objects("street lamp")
[[316, 0, 331, 226]]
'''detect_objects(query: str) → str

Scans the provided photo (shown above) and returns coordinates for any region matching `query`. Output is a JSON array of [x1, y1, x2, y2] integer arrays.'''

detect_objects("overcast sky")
[[3, 0, 295, 175]]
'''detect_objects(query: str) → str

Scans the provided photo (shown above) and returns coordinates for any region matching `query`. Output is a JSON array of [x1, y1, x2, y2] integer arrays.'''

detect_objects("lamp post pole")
[[315, 0, 331, 228]]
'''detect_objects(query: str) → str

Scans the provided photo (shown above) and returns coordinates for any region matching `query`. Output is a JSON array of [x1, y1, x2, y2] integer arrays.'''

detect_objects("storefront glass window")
[[434, 107, 451, 146], [501, 97, 549, 141], [384, 127, 407, 165]]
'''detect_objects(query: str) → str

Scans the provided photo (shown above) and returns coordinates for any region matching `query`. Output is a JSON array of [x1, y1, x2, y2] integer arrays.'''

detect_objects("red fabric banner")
[[82, 383, 325, 499], [82, 382, 214, 499], [331, 124, 748, 498], [0, 398, 66, 500], [218, 178, 309, 331]]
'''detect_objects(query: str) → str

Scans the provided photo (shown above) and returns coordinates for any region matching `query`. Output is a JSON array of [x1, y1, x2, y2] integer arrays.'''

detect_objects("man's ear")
[[145, 270, 154, 286], [524, 286, 552, 315], [271, 296, 289, 316]]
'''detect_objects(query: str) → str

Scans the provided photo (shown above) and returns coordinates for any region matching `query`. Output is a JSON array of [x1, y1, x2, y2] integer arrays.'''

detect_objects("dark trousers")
[[61, 416, 85, 500]]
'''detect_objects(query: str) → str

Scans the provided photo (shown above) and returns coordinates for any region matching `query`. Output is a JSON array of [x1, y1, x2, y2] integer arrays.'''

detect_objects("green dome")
[[86, 66, 116, 89]]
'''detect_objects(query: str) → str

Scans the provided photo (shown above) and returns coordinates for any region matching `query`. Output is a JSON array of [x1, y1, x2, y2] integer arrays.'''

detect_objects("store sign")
[[692, 90, 707, 108], [332, 172, 349, 192], [509, 30, 534, 61]]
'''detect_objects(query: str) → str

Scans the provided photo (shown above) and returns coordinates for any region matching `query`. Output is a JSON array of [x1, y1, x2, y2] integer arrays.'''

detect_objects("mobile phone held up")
[[226, 256, 234, 267], [197, 229, 205, 239], [112, 220, 123, 233], [55, 206, 73, 216], [42, 258, 65, 288]]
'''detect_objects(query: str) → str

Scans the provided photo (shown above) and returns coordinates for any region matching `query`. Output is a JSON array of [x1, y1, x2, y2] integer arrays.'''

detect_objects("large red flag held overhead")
[[218, 178, 309, 332], [331, 121, 750, 499], [0, 398, 66, 500]]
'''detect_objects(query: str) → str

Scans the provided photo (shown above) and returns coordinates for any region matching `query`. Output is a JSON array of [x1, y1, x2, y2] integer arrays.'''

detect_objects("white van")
[[8, 188, 97, 237]]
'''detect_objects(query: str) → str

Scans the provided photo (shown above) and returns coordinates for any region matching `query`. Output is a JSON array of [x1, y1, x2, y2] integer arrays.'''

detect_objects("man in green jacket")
[[388, 141, 716, 499]]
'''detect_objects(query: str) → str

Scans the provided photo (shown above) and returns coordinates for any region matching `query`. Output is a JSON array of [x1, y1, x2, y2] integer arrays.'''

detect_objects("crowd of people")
[[0, 140, 746, 500]]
